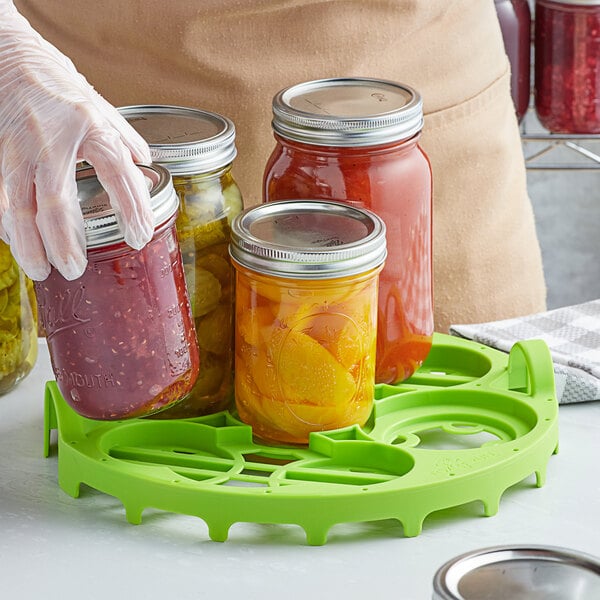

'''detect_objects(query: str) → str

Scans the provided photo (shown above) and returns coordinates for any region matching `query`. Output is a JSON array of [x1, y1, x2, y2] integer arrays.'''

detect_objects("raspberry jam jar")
[[494, 0, 532, 122], [35, 164, 199, 420], [263, 78, 433, 385], [120, 105, 243, 418], [535, 0, 600, 133], [230, 200, 386, 445]]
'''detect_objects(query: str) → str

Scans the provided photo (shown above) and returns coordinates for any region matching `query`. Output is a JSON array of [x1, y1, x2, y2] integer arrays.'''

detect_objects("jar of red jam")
[[230, 200, 386, 445], [35, 164, 199, 420], [535, 0, 600, 133], [263, 77, 433, 385], [495, 0, 532, 122], [120, 105, 243, 418]]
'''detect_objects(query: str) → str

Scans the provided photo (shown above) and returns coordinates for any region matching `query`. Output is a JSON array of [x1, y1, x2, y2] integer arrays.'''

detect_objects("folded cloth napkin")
[[450, 299, 600, 404]]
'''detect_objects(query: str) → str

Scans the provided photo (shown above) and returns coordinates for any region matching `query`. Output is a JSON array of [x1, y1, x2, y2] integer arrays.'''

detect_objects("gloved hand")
[[0, 2, 154, 281]]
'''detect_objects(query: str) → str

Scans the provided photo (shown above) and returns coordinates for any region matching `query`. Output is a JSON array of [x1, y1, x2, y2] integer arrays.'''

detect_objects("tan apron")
[[15, 0, 547, 332]]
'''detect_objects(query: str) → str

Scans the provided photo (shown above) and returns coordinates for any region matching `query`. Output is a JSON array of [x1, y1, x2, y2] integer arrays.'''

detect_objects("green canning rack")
[[44, 333, 559, 546]]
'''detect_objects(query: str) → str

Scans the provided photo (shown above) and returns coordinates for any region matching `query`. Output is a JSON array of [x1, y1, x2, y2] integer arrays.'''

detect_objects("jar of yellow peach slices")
[[230, 200, 386, 444]]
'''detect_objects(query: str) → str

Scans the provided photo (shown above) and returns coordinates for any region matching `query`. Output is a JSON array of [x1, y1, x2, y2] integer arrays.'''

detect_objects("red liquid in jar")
[[35, 221, 199, 419], [264, 135, 433, 384], [495, 0, 532, 122], [535, 0, 600, 133]]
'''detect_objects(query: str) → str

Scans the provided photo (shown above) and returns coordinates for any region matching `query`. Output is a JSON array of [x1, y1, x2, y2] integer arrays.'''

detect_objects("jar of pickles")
[[230, 200, 387, 445], [263, 77, 433, 385], [120, 105, 243, 417], [494, 0, 532, 122], [0, 241, 37, 395], [535, 0, 600, 133], [35, 164, 199, 420]]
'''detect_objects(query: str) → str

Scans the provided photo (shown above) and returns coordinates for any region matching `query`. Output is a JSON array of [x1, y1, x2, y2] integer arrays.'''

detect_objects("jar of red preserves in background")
[[120, 105, 243, 417], [494, 0, 532, 122], [535, 0, 600, 133], [263, 77, 433, 385], [230, 200, 386, 444], [35, 164, 199, 420]]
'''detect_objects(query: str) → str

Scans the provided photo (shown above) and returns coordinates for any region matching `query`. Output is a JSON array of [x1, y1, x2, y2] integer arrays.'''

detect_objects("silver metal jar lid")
[[77, 163, 178, 249], [432, 545, 600, 600], [229, 200, 387, 279], [119, 105, 237, 176], [271, 77, 423, 147]]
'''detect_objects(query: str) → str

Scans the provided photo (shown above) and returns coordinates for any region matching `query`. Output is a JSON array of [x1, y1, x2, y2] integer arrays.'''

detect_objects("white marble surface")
[[1, 341, 599, 600]]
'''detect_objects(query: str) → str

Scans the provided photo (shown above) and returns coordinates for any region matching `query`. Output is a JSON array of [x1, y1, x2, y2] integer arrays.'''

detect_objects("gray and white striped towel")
[[450, 300, 600, 404]]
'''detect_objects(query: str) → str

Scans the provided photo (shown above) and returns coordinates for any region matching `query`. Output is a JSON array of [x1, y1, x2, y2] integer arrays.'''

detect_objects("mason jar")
[[263, 77, 433, 385], [494, 0, 532, 122], [120, 105, 243, 417], [0, 241, 38, 395], [535, 0, 600, 133], [230, 200, 387, 445], [35, 164, 199, 420]]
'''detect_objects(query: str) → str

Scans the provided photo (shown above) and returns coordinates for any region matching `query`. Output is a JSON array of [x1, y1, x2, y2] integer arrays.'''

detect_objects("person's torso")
[[15, 0, 507, 199]]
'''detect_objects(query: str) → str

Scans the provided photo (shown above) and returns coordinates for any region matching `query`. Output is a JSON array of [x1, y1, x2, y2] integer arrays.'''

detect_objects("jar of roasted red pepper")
[[120, 105, 243, 417], [535, 0, 600, 133], [35, 164, 199, 420], [495, 0, 532, 122], [263, 77, 433, 385], [230, 200, 386, 444]]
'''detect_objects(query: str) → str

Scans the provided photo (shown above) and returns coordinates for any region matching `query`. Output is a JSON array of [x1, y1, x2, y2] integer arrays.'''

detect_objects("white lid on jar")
[[230, 200, 387, 279], [271, 77, 423, 147], [119, 105, 237, 175], [77, 163, 178, 248]]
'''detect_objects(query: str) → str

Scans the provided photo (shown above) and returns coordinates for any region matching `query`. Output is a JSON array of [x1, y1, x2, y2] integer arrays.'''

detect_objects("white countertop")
[[1, 341, 599, 600]]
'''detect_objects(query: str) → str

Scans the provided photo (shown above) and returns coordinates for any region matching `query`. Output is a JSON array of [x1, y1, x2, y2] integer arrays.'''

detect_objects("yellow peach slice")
[[276, 328, 357, 406]]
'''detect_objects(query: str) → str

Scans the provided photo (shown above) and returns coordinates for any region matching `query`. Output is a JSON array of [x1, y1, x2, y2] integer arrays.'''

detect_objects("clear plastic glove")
[[0, 2, 154, 281]]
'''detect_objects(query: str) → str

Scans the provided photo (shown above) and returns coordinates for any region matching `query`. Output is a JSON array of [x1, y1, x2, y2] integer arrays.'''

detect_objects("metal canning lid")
[[271, 77, 423, 147], [229, 200, 387, 279], [119, 105, 237, 175], [77, 163, 178, 249], [432, 545, 600, 600]]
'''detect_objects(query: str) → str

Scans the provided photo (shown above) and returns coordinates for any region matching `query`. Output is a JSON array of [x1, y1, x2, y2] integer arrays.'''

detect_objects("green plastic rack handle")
[[44, 333, 559, 546]]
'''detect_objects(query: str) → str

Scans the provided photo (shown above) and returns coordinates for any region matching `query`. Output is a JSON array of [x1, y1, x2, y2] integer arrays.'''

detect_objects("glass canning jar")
[[263, 78, 433, 385], [230, 200, 387, 445], [0, 241, 38, 395], [35, 164, 199, 420], [494, 0, 532, 122], [535, 0, 600, 133], [120, 105, 243, 417]]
